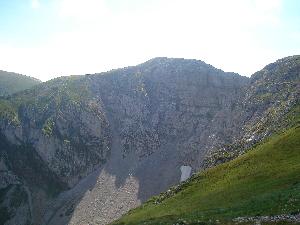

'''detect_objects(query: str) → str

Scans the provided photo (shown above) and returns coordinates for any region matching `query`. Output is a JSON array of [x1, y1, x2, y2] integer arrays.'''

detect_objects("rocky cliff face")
[[1, 77, 111, 186], [204, 56, 300, 167], [90, 58, 249, 169], [0, 56, 299, 225], [0, 77, 111, 224]]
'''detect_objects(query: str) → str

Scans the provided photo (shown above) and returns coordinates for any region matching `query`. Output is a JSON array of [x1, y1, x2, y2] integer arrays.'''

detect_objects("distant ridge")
[[0, 70, 41, 96]]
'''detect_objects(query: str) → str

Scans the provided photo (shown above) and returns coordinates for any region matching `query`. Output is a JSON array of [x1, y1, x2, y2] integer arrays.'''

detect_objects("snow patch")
[[180, 165, 192, 182]]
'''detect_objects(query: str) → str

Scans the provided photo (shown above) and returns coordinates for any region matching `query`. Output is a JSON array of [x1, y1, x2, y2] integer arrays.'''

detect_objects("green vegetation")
[[283, 105, 300, 128], [8, 75, 88, 110], [0, 99, 19, 124], [0, 70, 40, 96], [42, 118, 55, 136], [0, 75, 89, 132], [113, 126, 300, 225]]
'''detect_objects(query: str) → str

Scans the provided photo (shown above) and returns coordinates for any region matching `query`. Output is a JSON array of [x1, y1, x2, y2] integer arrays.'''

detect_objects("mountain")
[[0, 56, 299, 225], [0, 70, 41, 96]]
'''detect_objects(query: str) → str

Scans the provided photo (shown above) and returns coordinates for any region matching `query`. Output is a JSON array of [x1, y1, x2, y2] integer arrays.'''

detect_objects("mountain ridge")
[[0, 70, 41, 96]]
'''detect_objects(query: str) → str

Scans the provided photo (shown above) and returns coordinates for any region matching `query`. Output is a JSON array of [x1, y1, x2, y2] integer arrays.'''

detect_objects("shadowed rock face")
[[0, 56, 299, 225]]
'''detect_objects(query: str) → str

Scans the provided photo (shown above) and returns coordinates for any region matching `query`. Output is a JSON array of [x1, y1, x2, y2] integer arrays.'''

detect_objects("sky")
[[0, 0, 299, 81]]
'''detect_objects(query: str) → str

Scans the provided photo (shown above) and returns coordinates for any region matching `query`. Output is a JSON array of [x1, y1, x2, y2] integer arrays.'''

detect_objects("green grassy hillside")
[[113, 125, 300, 225], [0, 70, 40, 96], [0, 75, 88, 124]]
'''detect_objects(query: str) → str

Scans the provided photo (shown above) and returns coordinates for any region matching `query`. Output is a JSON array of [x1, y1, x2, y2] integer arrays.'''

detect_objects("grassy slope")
[[0, 70, 41, 96], [113, 126, 300, 225]]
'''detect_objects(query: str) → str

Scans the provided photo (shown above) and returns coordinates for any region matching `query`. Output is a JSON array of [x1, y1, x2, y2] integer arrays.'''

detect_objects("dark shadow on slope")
[[43, 117, 183, 225], [0, 132, 68, 224]]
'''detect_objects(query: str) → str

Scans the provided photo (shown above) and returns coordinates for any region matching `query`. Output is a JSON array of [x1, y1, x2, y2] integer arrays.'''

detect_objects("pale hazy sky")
[[0, 0, 299, 81]]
